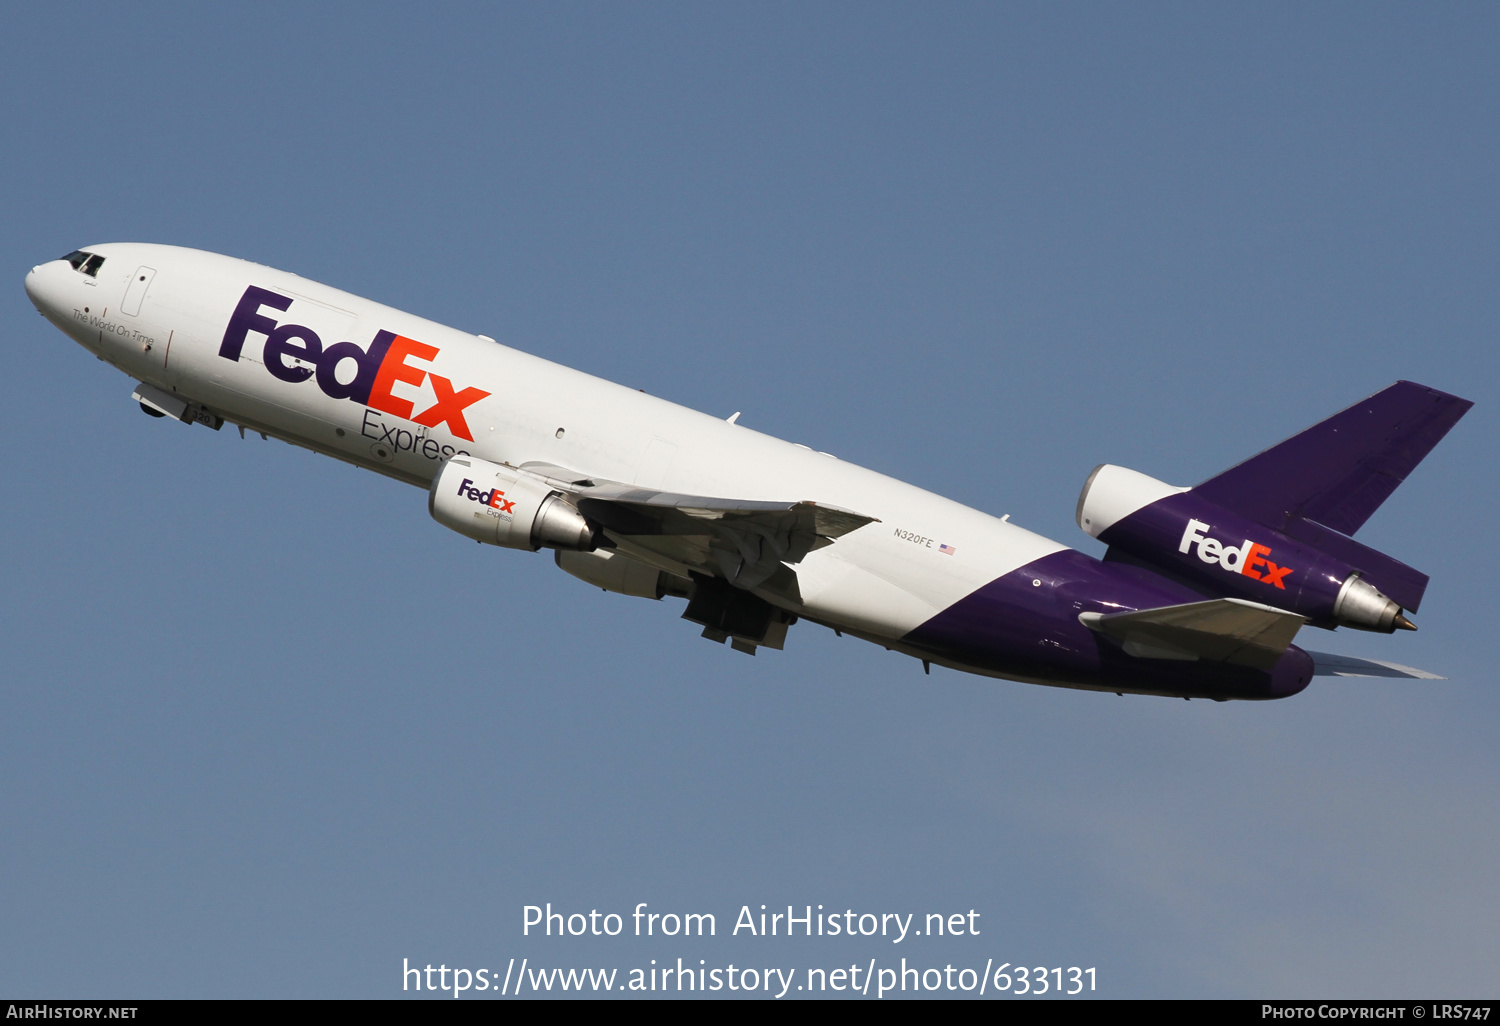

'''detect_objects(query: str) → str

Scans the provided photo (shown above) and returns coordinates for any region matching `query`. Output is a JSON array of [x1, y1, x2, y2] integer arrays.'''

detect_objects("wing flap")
[[515, 461, 878, 589], [1080, 598, 1307, 670]]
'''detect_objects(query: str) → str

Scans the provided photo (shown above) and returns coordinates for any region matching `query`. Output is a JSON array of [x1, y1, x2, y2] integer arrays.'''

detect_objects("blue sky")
[[0, 4, 1495, 998]]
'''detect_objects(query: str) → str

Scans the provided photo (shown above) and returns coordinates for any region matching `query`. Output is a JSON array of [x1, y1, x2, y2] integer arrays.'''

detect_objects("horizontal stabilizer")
[[1080, 598, 1306, 671], [1307, 652, 1445, 680], [1194, 381, 1471, 536]]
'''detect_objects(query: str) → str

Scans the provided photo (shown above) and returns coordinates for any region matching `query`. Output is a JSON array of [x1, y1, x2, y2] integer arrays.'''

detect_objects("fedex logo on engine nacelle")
[[457, 477, 515, 516], [1178, 519, 1292, 590], [218, 286, 490, 441]]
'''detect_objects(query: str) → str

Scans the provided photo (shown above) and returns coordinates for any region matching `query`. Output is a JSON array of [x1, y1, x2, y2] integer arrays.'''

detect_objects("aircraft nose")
[[24, 258, 70, 318]]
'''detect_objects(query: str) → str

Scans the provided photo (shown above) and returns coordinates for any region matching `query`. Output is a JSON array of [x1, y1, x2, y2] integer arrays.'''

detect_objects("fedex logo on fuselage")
[[1178, 519, 1292, 590], [218, 286, 490, 441], [457, 478, 515, 517]]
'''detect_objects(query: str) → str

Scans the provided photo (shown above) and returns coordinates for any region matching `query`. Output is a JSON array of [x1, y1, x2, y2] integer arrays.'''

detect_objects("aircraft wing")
[[1079, 598, 1307, 670], [1306, 652, 1446, 679], [518, 461, 879, 594]]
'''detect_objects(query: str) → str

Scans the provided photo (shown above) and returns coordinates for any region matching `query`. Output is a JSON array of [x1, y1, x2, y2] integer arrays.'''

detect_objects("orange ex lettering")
[[1243, 543, 1273, 579], [1242, 543, 1292, 589], [1260, 561, 1292, 589], [367, 335, 491, 441], [413, 373, 489, 442], [367, 335, 438, 420]]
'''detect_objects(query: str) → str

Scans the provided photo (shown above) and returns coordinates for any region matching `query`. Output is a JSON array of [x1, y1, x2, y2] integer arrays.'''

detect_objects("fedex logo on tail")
[[1179, 519, 1292, 589], [219, 286, 490, 441]]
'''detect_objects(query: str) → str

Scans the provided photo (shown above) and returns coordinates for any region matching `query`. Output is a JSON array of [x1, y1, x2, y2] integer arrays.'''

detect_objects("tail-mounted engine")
[[430, 456, 597, 551]]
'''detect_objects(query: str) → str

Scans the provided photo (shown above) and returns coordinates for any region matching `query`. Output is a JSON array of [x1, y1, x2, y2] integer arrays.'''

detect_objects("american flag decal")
[[939, 543, 956, 555]]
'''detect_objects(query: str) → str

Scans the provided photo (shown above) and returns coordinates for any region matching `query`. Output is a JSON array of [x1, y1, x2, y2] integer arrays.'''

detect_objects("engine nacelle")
[[1077, 464, 1417, 633], [1077, 464, 1190, 539], [429, 456, 597, 551]]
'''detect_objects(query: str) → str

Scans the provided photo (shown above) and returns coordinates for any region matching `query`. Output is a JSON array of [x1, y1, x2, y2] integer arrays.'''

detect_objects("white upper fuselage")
[[25, 243, 1068, 642]]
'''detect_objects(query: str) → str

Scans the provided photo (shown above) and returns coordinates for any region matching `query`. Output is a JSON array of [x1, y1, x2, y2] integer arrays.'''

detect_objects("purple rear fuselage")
[[903, 549, 1314, 700]]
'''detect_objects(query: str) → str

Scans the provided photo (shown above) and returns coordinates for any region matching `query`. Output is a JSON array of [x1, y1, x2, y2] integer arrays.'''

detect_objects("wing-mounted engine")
[[429, 456, 598, 551], [1074, 381, 1472, 633]]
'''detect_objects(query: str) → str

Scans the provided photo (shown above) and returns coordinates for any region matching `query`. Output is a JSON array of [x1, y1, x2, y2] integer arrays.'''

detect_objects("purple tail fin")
[[1194, 381, 1472, 536]]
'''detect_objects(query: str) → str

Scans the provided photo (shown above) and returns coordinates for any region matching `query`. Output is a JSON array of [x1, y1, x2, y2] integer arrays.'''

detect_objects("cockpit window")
[[61, 250, 105, 278]]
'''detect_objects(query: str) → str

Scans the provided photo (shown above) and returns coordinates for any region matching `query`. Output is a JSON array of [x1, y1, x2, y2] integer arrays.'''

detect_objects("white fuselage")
[[25, 243, 1068, 647]]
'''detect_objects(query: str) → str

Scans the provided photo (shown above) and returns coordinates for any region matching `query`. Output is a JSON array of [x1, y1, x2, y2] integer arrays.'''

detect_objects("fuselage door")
[[121, 266, 157, 316]]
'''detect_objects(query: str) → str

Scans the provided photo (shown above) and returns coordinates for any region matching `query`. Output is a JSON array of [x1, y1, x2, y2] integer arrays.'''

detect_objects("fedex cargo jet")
[[23, 244, 1471, 700]]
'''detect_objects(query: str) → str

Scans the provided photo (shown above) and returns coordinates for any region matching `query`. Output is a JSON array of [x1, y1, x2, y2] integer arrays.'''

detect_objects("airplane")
[[23, 244, 1472, 701]]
